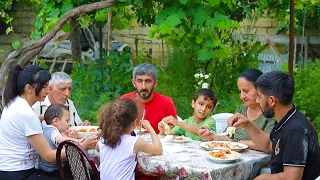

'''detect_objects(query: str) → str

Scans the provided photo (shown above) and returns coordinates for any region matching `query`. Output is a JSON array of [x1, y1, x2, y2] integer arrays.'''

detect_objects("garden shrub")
[[293, 60, 320, 139], [71, 50, 134, 122], [157, 36, 261, 118]]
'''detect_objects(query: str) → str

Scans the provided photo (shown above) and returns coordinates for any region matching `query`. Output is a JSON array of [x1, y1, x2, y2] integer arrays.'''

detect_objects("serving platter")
[[200, 141, 248, 152]]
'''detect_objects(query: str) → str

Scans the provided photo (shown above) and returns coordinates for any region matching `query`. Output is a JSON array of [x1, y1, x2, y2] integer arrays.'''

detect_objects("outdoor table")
[[88, 133, 271, 180]]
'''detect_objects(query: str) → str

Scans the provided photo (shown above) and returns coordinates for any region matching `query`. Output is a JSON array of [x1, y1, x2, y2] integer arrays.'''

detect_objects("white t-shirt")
[[98, 135, 139, 180], [32, 96, 82, 127], [0, 96, 43, 171]]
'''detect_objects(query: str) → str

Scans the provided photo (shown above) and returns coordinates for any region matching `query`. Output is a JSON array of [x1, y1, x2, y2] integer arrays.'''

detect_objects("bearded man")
[[120, 63, 177, 133], [228, 71, 320, 180]]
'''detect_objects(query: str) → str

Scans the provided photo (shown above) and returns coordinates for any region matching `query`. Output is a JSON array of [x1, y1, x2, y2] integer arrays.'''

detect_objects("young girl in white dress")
[[98, 98, 163, 180]]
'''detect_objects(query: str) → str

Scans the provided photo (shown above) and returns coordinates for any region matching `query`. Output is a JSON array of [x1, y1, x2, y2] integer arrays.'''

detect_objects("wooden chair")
[[56, 140, 100, 180]]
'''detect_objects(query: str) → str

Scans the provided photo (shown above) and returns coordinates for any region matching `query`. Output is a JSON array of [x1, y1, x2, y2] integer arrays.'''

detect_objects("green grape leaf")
[[176, 8, 186, 19], [73, 0, 85, 6], [39, 60, 48, 70], [34, 18, 44, 30], [159, 24, 172, 35], [205, 17, 219, 27], [147, 25, 159, 38], [165, 14, 182, 28], [81, 16, 92, 28], [31, 31, 41, 40], [48, 8, 60, 18], [95, 9, 110, 22], [208, 0, 221, 6], [213, 38, 221, 47], [5, 27, 13, 34], [62, 0, 72, 5], [62, 23, 71, 33], [12, 41, 20, 50], [196, 35, 203, 44], [179, 0, 188, 5], [156, 11, 167, 25], [205, 39, 213, 47], [193, 7, 209, 25], [61, 4, 73, 15], [197, 48, 214, 60]]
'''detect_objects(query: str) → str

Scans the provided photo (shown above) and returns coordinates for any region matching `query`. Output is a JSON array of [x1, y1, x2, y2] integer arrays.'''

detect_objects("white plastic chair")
[[211, 113, 234, 134], [177, 115, 183, 122]]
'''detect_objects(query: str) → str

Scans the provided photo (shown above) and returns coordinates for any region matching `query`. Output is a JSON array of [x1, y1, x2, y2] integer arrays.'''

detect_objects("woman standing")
[[199, 69, 275, 150], [0, 64, 57, 179]]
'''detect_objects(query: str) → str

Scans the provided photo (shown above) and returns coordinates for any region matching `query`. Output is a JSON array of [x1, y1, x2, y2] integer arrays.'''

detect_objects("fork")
[[139, 109, 145, 135]]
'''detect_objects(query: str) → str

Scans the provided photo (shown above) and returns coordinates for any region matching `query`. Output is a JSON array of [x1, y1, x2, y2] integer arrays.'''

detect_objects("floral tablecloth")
[[88, 134, 271, 180]]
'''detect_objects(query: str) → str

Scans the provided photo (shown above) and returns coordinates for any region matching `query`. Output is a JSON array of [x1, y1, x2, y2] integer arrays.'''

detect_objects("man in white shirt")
[[33, 72, 90, 127]]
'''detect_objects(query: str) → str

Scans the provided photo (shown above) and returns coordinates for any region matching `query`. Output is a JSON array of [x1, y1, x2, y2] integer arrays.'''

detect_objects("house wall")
[[7, 4, 36, 36]]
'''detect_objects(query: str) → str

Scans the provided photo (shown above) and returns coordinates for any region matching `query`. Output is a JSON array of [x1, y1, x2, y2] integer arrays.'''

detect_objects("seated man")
[[33, 72, 90, 126], [121, 63, 177, 133], [229, 71, 320, 180]]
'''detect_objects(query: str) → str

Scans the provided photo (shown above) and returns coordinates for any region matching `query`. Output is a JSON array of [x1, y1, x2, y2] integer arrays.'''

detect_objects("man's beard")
[[137, 89, 153, 100], [261, 103, 274, 118]]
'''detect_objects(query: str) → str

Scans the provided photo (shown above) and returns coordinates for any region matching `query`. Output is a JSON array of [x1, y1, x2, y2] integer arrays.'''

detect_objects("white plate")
[[207, 150, 241, 163], [69, 126, 99, 139], [200, 141, 248, 152], [170, 136, 191, 143]]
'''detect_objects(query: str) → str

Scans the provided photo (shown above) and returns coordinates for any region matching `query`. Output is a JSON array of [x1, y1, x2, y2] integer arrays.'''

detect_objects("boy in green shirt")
[[158, 88, 217, 141]]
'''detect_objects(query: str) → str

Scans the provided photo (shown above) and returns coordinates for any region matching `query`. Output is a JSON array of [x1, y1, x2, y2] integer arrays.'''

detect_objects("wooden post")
[[70, 18, 81, 63], [161, 39, 165, 67], [49, 58, 57, 73], [289, 0, 295, 75], [107, 10, 112, 56], [99, 22, 103, 59], [135, 38, 139, 58], [61, 59, 68, 72], [304, 37, 309, 66]]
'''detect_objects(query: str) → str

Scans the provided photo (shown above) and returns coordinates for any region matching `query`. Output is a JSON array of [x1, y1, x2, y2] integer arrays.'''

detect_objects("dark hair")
[[255, 71, 294, 105], [239, 69, 263, 83], [193, 88, 218, 107], [44, 104, 69, 125], [98, 99, 138, 148], [3, 64, 51, 107]]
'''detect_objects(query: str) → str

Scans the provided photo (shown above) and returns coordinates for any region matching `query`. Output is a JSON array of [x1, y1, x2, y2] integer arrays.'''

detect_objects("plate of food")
[[69, 126, 99, 139], [208, 149, 241, 163], [170, 135, 191, 143], [200, 141, 248, 152]]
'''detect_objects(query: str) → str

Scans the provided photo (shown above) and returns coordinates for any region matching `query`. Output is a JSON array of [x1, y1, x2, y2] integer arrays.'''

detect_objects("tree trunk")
[[0, 0, 116, 90], [70, 18, 82, 63]]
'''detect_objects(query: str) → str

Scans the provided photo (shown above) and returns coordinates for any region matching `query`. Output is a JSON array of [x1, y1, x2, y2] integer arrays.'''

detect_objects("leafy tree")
[[31, 0, 135, 39], [261, 0, 320, 33]]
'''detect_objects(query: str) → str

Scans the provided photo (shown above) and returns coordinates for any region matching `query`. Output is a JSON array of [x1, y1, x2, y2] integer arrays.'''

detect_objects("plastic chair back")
[[212, 113, 234, 134]]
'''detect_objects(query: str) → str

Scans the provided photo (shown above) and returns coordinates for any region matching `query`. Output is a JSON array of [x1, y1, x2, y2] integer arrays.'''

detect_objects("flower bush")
[[194, 71, 211, 90]]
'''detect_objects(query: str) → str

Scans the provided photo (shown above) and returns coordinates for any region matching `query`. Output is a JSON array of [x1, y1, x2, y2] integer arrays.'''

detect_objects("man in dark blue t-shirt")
[[228, 71, 320, 180]]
